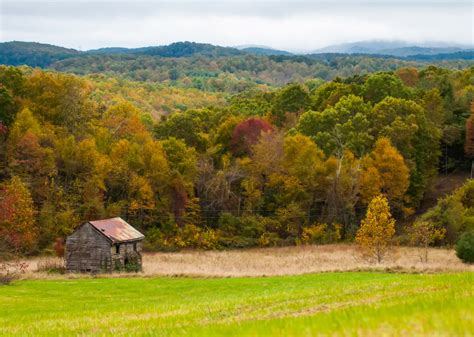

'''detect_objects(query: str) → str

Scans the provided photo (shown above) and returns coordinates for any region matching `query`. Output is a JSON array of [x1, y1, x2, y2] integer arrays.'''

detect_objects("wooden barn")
[[65, 217, 145, 273]]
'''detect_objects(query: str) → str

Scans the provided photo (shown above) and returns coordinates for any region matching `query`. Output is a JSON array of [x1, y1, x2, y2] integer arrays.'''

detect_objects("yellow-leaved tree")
[[359, 137, 410, 209], [356, 194, 395, 263]]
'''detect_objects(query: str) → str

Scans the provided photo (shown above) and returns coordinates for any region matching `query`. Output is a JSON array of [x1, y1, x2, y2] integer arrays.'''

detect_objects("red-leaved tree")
[[231, 117, 273, 156]]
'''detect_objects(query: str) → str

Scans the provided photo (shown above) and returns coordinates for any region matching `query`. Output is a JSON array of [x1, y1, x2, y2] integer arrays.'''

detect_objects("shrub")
[[299, 223, 342, 245], [300, 224, 327, 244], [143, 227, 174, 251], [407, 221, 446, 263], [124, 255, 141, 273], [53, 238, 65, 257], [258, 232, 280, 247], [456, 231, 474, 263], [173, 224, 219, 249], [0, 260, 28, 285], [217, 213, 267, 248], [36, 258, 65, 274], [421, 180, 474, 244]]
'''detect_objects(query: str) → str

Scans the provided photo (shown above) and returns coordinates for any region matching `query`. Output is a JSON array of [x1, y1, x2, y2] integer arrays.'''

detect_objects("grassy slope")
[[0, 272, 472, 336]]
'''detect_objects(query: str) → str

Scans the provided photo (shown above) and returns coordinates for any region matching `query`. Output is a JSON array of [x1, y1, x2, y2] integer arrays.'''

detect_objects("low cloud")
[[1, 1, 472, 51]]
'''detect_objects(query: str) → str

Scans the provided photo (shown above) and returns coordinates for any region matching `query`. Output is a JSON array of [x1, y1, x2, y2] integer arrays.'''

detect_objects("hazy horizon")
[[1, 0, 472, 52]]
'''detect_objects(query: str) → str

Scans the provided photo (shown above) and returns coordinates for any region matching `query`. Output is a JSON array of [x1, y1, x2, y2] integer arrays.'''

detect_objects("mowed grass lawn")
[[0, 272, 473, 336]]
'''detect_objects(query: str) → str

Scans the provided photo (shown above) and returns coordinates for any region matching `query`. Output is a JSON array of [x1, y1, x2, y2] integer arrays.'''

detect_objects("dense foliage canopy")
[[0, 62, 473, 253]]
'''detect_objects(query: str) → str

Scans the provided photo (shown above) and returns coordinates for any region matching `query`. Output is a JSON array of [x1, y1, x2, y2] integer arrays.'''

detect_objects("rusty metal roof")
[[89, 217, 144, 243]]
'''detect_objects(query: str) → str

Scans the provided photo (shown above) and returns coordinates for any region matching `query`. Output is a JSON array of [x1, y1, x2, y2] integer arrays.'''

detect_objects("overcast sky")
[[0, 0, 472, 52]]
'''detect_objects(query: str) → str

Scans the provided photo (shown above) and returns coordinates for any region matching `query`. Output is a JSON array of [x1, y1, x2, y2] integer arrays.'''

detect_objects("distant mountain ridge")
[[240, 47, 293, 56], [86, 42, 244, 57], [312, 40, 472, 57], [235, 45, 293, 56], [0, 41, 245, 66], [0, 40, 472, 69], [0, 41, 80, 67]]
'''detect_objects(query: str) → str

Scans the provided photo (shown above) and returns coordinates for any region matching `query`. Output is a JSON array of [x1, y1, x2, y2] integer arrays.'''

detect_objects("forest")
[[1, 41, 473, 93], [0, 54, 473, 254]]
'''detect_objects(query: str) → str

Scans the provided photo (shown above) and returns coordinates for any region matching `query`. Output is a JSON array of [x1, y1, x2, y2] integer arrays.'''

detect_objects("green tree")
[[298, 95, 373, 156], [0, 85, 17, 126], [271, 84, 310, 125], [363, 73, 408, 104], [155, 109, 210, 151], [369, 97, 441, 206], [311, 81, 357, 111]]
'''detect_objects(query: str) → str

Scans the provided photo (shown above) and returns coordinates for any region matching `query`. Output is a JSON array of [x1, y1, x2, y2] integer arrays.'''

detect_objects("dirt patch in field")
[[22, 244, 474, 279]]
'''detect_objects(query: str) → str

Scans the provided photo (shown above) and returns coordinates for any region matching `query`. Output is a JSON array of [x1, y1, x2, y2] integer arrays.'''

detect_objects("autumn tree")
[[369, 97, 441, 205], [240, 131, 285, 214], [102, 101, 149, 142], [395, 67, 419, 87], [465, 102, 474, 169], [282, 134, 330, 225], [161, 137, 198, 226], [356, 195, 395, 263], [0, 176, 36, 254], [231, 117, 273, 156], [423, 89, 445, 128], [24, 69, 96, 132], [7, 108, 56, 201], [359, 137, 410, 208], [213, 115, 243, 154], [407, 221, 445, 263], [249, 131, 284, 183], [196, 155, 244, 223], [37, 183, 79, 250], [324, 150, 360, 236]]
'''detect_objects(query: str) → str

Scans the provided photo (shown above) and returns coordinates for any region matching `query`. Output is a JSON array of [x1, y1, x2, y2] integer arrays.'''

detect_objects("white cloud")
[[0, 1, 472, 51]]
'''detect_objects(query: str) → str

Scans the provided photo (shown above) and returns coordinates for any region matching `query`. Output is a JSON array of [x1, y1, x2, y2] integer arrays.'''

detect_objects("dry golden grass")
[[21, 244, 473, 279]]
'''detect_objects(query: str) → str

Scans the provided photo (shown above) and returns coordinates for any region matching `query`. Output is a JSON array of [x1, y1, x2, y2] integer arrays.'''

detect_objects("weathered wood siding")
[[111, 241, 143, 271], [65, 223, 112, 273]]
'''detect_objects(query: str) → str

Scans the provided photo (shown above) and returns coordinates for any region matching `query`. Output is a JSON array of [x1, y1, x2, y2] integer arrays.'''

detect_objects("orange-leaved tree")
[[359, 137, 410, 208], [356, 194, 395, 263], [0, 176, 37, 254]]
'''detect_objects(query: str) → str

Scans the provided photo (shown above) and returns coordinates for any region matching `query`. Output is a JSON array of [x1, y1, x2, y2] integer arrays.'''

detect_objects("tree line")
[[0, 64, 473, 254]]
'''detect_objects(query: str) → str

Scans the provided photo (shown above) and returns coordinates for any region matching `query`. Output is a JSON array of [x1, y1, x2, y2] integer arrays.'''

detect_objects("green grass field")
[[0, 272, 473, 336]]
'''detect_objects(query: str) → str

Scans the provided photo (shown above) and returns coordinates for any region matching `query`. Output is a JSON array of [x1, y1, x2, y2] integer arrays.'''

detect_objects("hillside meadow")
[[0, 272, 472, 336]]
